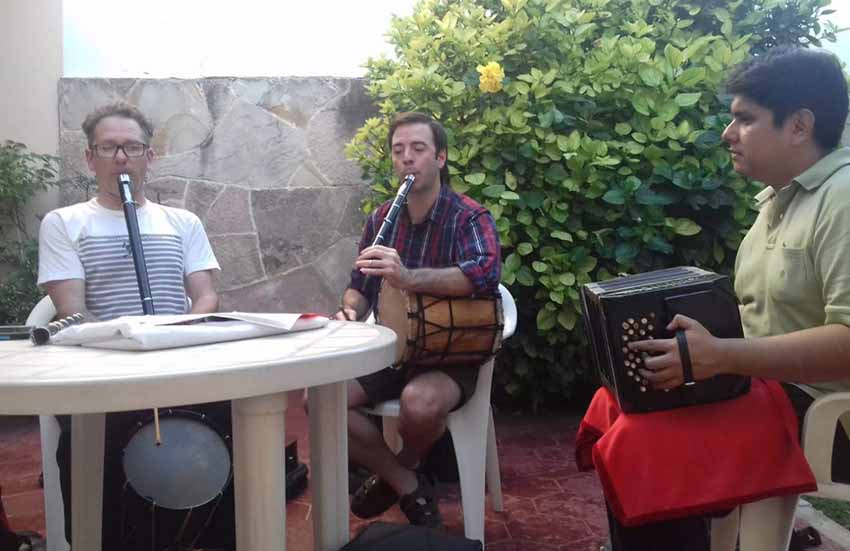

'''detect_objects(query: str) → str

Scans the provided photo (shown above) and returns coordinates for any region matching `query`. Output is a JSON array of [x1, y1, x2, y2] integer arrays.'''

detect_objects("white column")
[[308, 382, 349, 551], [232, 392, 288, 551], [70, 413, 105, 551]]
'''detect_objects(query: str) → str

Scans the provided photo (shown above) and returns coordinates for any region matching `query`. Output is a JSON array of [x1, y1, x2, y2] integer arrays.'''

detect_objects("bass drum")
[[120, 407, 234, 551]]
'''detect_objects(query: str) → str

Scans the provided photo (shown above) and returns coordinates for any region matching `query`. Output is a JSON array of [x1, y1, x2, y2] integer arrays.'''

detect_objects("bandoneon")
[[580, 266, 750, 413]]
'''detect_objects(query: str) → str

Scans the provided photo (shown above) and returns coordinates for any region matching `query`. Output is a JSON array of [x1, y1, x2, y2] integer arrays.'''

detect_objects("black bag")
[[340, 522, 482, 551]]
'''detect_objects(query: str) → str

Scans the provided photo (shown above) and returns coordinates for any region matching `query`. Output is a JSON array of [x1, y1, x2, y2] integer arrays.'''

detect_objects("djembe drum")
[[376, 281, 503, 369]]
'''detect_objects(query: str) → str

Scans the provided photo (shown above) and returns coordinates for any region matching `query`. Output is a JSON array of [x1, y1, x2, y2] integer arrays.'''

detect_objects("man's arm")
[[42, 279, 97, 321], [354, 209, 500, 297], [632, 315, 850, 389], [354, 245, 475, 297], [185, 270, 219, 314], [401, 266, 475, 296], [336, 287, 372, 321]]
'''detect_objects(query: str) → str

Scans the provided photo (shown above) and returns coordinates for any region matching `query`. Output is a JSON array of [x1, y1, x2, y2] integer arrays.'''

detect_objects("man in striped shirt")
[[336, 112, 501, 527], [37, 102, 230, 550]]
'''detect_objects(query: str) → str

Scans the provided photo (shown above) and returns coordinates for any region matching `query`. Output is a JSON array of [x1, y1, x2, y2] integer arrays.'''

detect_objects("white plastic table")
[[0, 321, 396, 551]]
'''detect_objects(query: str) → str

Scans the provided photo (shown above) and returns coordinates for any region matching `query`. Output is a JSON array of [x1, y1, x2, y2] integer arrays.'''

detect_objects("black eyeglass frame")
[[90, 143, 149, 159]]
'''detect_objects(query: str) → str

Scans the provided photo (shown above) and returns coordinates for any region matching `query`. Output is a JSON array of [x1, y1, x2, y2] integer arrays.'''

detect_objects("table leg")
[[308, 382, 349, 551], [232, 392, 288, 551], [71, 413, 105, 551]]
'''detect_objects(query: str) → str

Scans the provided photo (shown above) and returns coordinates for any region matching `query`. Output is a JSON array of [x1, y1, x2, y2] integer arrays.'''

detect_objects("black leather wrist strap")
[[676, 329, 696, 386]]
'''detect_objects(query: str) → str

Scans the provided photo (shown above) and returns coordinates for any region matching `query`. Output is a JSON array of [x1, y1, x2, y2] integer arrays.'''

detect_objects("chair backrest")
[[26, 295, 57, 326], [802, 391, 850, 501], [497, 284, 517, 340]]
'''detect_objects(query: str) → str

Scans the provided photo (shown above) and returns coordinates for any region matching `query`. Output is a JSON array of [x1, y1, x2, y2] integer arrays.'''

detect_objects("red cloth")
[[575, 379, 817, 527]]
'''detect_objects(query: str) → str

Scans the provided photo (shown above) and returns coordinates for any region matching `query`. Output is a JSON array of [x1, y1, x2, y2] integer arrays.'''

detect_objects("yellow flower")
[[477, 62, 505, 94]]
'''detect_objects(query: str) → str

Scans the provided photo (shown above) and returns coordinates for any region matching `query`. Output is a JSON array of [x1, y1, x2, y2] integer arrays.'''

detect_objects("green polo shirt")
[[735, 146, 850, 395]]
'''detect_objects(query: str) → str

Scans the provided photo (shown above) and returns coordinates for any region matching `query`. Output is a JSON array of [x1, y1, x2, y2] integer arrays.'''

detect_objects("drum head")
[[122, 416, 231, 510], [376, 281, 410, 364]]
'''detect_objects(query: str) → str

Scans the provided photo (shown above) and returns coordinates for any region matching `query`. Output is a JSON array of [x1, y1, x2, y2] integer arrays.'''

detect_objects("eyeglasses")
[[91, 143, 149, 159]]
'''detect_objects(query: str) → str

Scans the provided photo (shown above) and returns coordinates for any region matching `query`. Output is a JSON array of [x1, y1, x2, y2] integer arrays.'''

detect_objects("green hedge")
[[0, 141, 58, 324], [347, 0, 840, 410]]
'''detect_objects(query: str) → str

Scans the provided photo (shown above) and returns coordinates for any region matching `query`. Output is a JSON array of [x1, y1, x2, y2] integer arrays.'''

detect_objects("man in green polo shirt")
[[619, 46, 850, 549]]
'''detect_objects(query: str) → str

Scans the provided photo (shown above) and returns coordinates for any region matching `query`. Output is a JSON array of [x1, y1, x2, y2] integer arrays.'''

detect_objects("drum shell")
[[376, 281, 503, 369]]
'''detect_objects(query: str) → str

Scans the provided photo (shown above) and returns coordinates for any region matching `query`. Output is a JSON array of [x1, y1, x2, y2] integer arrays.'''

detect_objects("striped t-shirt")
[[38, 199, 219, 321]]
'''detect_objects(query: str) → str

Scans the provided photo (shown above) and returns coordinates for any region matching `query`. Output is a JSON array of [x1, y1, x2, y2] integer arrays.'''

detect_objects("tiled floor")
[[1, 404, 844, 550]]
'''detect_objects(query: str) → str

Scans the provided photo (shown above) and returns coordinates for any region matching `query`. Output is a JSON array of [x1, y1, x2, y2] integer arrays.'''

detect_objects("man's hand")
[[355, 245, 413, 290], [629, 314, 726, 390], [334, 307, 358, 321]]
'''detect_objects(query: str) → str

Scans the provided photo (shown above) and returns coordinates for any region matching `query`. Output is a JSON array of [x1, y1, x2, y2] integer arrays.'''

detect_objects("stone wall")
[[58, 78, 378, 314]]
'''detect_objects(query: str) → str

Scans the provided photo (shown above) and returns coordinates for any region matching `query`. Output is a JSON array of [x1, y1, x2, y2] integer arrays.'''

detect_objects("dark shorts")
[[357, 364, 479, 411]]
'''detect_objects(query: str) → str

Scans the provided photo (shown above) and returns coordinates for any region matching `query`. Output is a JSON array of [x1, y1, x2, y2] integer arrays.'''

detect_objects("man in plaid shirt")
[[335, 112, 501, 528]]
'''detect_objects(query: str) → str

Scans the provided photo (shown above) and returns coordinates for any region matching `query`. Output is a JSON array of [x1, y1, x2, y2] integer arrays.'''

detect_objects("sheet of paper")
[[48, 312, 329, 351]]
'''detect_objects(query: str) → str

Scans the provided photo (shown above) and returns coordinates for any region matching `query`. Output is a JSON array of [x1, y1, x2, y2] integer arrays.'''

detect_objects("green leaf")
[[510, 110, 527, 128], [614, 123, 632, 136], [464, 173, 486, 186], [544, 163, 569, 183], [516, 267, 535, 287], [647, 236, 674, 254], [615, 242, 639, 263], [592, 155, 621, 167], [638, 65, 664, 87], [668, 217, 702, 236], [558, 309, 577, 330], [656, 101, 680, 122], [482, 155, 502, 171], [664, 44, 684, 68], [631, 94, 651, 116], [576, 256, 597, 273], [602, 188, 626, 205], [504, 253, 521, 272], [559, 272, 576, 286], [537, 307, 557, 331], [551, 230, 573, 242], [505, 170, 518, 190], [532, 261, 548, 273], [695, 130, 721, 148], [483, 184, 506, 198], [635, 187, 676, 206], [501, 191, 520, 201], [674, 92, 702, 107], [677, 67, 706, 87], [517, 242, 534, 256]]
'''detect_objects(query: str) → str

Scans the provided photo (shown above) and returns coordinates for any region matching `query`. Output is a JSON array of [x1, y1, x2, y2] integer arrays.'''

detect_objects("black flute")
[[372, 174, 415, 247], [119, 173, 156, 316], [119, 173, 165, 444]]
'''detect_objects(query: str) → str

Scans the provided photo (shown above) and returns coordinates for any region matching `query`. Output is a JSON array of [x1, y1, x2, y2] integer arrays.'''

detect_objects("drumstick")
[[154, 408, 162, 446]]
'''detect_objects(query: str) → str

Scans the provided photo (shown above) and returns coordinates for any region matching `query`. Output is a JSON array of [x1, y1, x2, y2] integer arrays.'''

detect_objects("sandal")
[[399, 472, 442, 529], [789, 526, 821, 551], [351, 474, 399, 519]]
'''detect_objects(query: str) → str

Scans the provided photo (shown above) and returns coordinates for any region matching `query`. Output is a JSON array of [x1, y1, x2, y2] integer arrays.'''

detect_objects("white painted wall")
[[0, 0, 64, 231]]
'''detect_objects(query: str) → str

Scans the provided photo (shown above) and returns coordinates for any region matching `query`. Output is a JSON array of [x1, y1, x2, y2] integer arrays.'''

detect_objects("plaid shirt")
[[350, 184, 501, 308]]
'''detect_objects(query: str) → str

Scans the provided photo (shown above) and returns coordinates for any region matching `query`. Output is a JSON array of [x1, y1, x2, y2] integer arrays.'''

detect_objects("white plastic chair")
[[711, 391, 850, 551], [361, 283, 517, 544], [26, 295, 70, 551]]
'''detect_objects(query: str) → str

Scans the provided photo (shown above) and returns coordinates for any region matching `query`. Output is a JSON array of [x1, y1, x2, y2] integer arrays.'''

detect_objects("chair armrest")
[[802, 391, 850, 500]]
